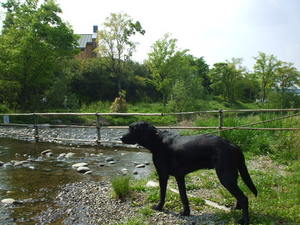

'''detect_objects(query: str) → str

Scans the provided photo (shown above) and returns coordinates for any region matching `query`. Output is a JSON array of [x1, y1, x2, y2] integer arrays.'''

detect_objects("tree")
[[209, 62, 241, 101], [147, 34, 190, 105], [70, 58, 117, 103], [272, 62, 300, 108], [0, 0, 78, 110], [186, 55, 210, 94], [147, 34, 206, 110], [96, 13, 145, 93], [275, 62, 299, 92], [253, 52, 281, 102]]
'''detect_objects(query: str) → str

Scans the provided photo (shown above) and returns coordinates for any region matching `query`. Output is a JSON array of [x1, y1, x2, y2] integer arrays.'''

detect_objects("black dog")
[[121, 121, 257, 225]]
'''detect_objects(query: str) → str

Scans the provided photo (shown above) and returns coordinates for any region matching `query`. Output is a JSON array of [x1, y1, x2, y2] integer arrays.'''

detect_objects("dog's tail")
[[238, 154, 258, 197]]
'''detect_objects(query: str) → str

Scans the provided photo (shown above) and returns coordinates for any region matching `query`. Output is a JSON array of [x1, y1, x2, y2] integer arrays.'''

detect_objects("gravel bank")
[[36, 181, 221, 225], [0, 126, 128, 146]]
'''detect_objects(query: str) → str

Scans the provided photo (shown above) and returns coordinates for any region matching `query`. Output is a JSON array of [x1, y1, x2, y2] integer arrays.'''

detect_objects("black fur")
[[121, 121, 257, 225]]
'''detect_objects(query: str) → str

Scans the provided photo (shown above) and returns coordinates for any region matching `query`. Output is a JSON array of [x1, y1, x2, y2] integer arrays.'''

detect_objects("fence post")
[[218, 109, 224, 134], [33, 114, 39, 142], [96, 114, 101, 146]]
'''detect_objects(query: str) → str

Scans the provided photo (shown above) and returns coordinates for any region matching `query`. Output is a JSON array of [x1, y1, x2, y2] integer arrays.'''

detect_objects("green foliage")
[[96, 12, 145, 92], [0, 0, 78, 110], [253, 52, 281, 102], [0, 104, 10, 113], [111, 175, 131, 200], [0, 79, 20, 109], [209, 61, 242, 101]]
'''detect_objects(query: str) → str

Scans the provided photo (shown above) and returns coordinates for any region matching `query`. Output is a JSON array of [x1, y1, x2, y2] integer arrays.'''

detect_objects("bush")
[[0, 104, 10, 113], [110, 90, 128, 113], [111, 176, 131, 200]]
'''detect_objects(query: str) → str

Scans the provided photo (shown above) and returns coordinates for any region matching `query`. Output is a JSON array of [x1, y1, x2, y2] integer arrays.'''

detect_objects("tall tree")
[[96, 13, 145, 92], [209, 62, 240, 101], [253, 52, 281, 102], [275, 62, 299, 92], [147, 34, 186, 105], [0, 0, 78, 110]]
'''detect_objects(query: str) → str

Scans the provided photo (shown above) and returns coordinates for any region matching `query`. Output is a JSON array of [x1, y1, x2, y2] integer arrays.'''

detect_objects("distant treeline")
[[0, 0, 299, 112]]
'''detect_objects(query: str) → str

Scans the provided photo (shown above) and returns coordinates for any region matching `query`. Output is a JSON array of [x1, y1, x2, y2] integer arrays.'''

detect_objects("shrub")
[[111, 176, 131, 200], [110, 90, 128, 113]]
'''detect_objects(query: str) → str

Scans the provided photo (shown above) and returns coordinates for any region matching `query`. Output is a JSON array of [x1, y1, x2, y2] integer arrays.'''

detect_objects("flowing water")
[[0, 138, 152, 224]]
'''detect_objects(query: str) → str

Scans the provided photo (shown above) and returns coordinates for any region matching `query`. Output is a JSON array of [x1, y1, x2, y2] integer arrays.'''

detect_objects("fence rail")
[[1, 108, 300, 144]]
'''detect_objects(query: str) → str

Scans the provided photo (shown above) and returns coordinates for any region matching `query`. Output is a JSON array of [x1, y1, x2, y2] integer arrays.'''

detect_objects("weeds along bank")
[[184, 112, 300, 162]]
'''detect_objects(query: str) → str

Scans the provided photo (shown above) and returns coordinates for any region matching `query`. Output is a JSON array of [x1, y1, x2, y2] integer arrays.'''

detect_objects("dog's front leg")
[[175, 175, 190, 216], [153, 175, 169, 211]]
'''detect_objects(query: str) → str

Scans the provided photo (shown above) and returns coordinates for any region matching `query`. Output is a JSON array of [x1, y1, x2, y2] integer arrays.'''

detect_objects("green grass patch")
[[111, 175, 131, 200]]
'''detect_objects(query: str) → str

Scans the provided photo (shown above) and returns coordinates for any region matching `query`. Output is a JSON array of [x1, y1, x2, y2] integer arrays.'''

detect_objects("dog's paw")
[[180, 210, 190, 217], [152, 204, 163, 211]]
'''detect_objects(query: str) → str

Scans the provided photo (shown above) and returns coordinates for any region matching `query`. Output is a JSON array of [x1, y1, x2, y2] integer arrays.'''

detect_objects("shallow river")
[[0, 138, 152, 224]]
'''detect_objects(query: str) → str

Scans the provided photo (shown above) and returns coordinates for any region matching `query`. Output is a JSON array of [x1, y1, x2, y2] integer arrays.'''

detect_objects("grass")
[[111, 176, 131, 200]]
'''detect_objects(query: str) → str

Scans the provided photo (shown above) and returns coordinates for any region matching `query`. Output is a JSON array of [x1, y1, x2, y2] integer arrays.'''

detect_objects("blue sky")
[[1, 0, 300, 70]]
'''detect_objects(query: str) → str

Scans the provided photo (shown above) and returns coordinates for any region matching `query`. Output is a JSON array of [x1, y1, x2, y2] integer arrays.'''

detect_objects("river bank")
[[0, 126, 128, 147]]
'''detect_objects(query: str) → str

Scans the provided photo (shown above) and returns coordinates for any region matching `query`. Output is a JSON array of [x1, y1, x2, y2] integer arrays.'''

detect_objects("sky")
[[1, 0, 300, 70]]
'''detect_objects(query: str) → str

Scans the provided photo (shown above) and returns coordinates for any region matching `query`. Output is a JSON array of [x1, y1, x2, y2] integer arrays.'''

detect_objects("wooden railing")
[[1, 108, 300, 144]]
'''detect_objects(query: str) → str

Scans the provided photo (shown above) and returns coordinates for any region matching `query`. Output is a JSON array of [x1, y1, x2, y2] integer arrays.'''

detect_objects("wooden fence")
[[1, 108, 300, 145]]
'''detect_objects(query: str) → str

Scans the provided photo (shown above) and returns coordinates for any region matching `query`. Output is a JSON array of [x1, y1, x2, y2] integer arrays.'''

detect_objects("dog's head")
[[121, 121, 158, 146]]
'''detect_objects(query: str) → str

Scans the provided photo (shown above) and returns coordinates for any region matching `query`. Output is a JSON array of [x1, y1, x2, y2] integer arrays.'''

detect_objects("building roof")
[[77, 34, 93, 48]]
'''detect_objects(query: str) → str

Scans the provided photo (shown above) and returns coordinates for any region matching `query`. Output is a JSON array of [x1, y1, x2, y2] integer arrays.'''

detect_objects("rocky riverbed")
[[35, 180, 221, 225]]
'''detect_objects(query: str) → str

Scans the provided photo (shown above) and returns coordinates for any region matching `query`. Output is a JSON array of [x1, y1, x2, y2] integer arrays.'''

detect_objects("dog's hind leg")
[[216, 170, 249, 225], [153, 175, 169, 211], [175, 175, 190, 216]]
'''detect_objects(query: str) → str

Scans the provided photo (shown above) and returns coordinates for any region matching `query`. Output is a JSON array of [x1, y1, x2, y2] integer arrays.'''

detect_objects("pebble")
[[105, 157, 114, 162], [65, 152, 75, 158], [57, 153, 66, 159], [41, 149, 52, 155], [13, 160, 29, 167], [3, 163, 13, 168], [72, 163, 88, 169], [1, 198, 17, 204], [45, 152, 53, 157], [120, 168, 128, 175], [77, 166, 91, 173], [135, 164, 146, 168]]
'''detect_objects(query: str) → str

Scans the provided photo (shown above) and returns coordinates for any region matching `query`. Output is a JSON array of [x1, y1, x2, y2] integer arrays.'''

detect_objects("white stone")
[[72, 163, 88, 169], [41, 149, 52, 155], [135, 164, 146, 168], [65, 152, 75, 158], [1, 198, 16, 204], [121, 168, 128, 175], [77, 166, 91, 173]]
